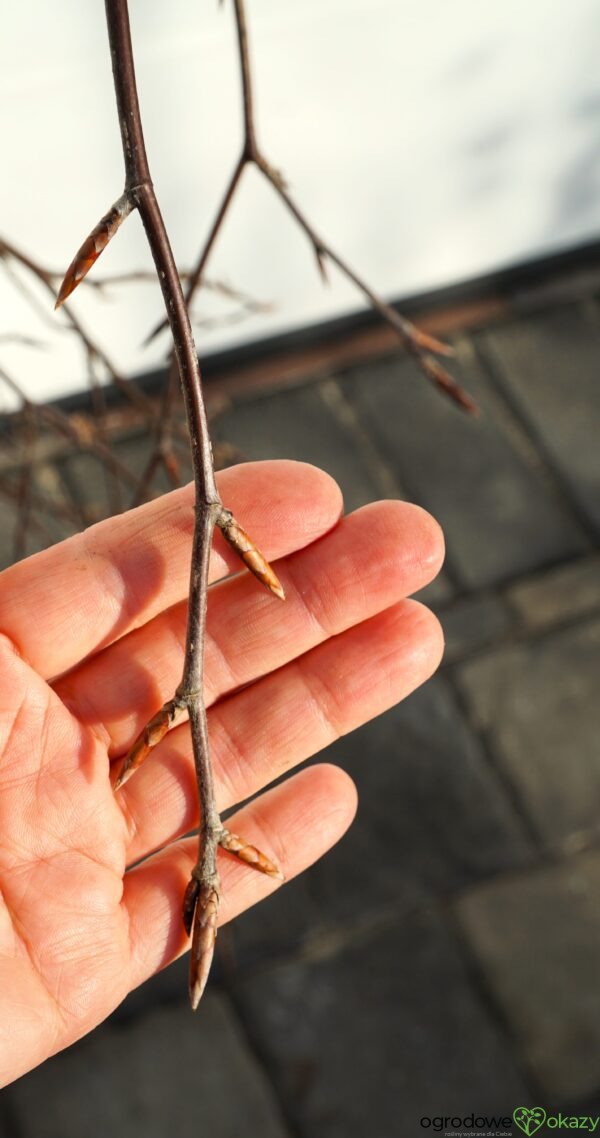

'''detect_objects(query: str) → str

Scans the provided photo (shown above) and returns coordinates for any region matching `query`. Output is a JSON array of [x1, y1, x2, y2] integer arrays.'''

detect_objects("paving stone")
[[108, 942, 234, 1022], [213, 383, 396, 515], [229, 677, 533, 970], [234, 907, 532, 1134], [109, 953, 190, 1022], [505, 553, 600, 631], [319, 377, 453, 605], [439, 592, 514, 664], [454, 849, 600, 1103], [215, 381, 452, 603], [480, 305, 600, 532], [342, 344, 587, 589], [455, 617, 600, 847], [4, 992, 290, 1138]]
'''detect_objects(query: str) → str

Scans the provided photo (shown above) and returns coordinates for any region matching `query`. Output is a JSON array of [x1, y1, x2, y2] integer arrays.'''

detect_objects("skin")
[[0, 460, 445, 1087]]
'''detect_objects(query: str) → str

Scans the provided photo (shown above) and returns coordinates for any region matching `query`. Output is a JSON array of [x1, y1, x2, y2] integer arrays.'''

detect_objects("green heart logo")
[[514, 1107, 547, 1135]]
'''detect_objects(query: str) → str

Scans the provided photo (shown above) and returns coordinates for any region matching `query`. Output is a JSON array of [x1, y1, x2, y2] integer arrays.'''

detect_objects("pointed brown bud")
[[421, 354, 478, 415], [218, 828, 285, 881], [55, 193, 132, 309], [216, 508, 285, 600], [113, 698, 186, 790], [410, 327, 455, 358], [384, 305, 454, 359], [189, 882, 220, 1010]]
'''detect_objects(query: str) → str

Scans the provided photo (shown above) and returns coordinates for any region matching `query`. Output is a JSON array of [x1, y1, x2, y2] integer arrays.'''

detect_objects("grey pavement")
[[0, 271, 599, 1134]]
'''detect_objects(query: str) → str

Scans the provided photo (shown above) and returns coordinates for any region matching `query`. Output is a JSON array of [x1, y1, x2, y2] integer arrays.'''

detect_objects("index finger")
[[0, 460, 342, 680]]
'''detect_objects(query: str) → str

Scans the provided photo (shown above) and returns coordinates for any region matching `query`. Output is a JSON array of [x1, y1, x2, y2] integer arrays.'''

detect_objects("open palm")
[[0, 460, 444, 1086]]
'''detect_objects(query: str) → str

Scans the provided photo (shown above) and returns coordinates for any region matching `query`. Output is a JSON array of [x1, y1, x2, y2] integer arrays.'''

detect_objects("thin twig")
[[0, 236, 152, 417], [0, 469, 95, 531], [0, 365, 139, 496], [130, 360, 181, 508], [0, 369, 97, 546]]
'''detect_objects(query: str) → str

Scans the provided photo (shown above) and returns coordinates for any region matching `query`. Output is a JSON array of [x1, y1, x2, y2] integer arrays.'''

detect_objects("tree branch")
[[55, 0, 285, 1009]]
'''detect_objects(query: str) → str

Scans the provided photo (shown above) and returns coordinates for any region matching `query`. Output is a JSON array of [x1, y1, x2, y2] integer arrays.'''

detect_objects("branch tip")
[[314, 247, 329, 284], [219, 828, 285, 880], [216, 508, 285, 600], [189, 882, 220, 1010], [411, 329, 455, 358], [421, 354, 478, 415], [113, 697, 186, 790], [55, 194, 132, 309]]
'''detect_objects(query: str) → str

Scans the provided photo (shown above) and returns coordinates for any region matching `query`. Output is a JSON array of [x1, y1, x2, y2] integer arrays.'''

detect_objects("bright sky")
[[1, 0, 600, 405]]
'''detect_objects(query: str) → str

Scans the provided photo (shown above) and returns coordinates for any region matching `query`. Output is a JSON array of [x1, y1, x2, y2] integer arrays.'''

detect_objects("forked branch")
[[143, 0, 476, 414]]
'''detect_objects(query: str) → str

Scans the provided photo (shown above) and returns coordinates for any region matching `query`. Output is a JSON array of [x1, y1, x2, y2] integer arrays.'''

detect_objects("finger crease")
[[293, 656, 342, 743]]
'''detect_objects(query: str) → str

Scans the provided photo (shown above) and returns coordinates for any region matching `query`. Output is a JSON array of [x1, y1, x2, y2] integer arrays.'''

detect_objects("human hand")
[[0, 460, 444, 1086]]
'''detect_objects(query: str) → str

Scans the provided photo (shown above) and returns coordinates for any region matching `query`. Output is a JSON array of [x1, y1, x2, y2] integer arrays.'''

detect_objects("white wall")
[[1, 0, 600, 405]]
